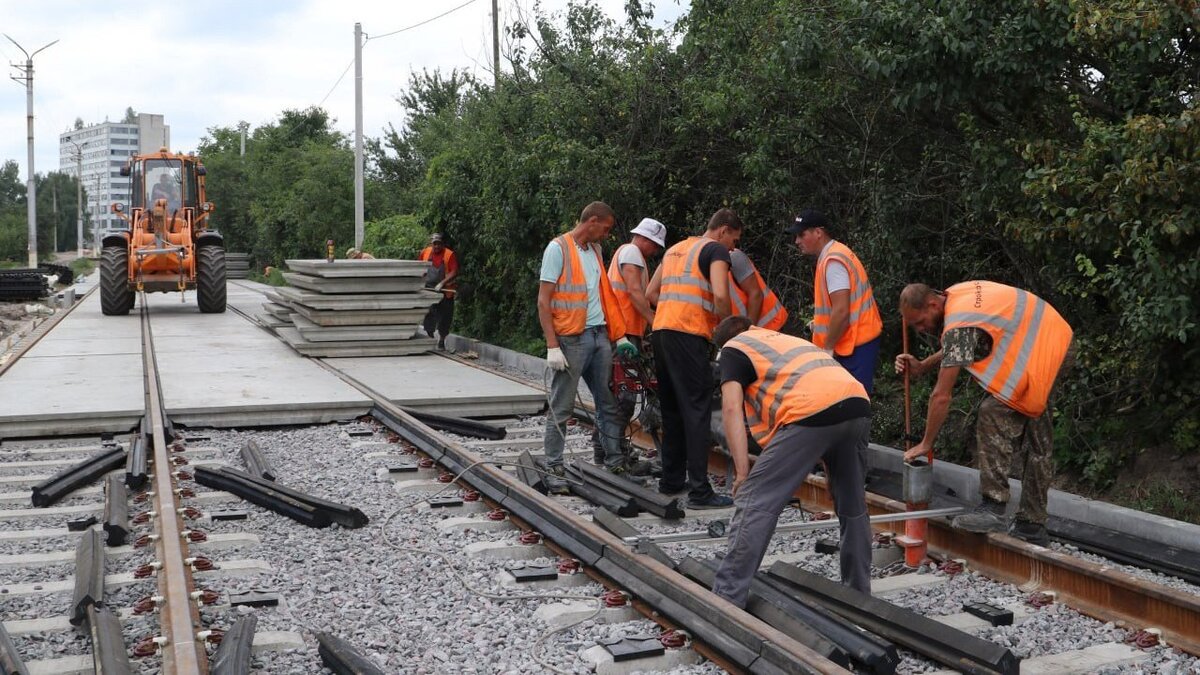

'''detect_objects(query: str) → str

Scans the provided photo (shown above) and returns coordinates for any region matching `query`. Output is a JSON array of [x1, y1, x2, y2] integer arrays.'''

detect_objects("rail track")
[[0, 292, 1198, 673]]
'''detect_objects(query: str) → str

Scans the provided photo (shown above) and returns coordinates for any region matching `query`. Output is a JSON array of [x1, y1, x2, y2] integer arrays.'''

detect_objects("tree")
[[123, 107, 137, 124], [73, 117, 84, 130]]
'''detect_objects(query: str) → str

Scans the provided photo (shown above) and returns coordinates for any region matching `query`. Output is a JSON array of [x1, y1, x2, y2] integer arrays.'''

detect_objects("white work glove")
[[433, 281, 445, 292], [546, 347, 568, 371]]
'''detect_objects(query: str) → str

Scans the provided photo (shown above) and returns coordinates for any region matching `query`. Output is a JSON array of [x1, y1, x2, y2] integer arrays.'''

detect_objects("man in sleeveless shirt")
[[896, 282, 1074, 545], [710, 316, 872, 605]]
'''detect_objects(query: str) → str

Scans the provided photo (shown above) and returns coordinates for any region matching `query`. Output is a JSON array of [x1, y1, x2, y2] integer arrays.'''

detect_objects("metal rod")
[[624, 506, 965, 545]]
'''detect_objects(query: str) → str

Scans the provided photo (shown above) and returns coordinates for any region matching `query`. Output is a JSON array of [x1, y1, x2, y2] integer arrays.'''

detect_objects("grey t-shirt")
[[729, 249, 756, 283]]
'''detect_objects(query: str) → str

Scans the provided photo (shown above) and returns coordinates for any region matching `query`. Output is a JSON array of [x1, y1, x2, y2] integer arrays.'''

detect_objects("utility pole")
[[67, 138, 86, 258], [93, 171, 102, 256], [238, 121, 247, 157], [492, 0, 500, 89], [5, 34, 59, 268], [353, 23, 364, 250], [51, 184, 58, 253]]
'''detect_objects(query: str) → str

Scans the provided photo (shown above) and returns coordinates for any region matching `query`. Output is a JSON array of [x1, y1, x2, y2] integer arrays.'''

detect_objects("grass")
[[1128, 481, 1200, 524], [69, 258, 95, 276], [248, 267, 288, 287]]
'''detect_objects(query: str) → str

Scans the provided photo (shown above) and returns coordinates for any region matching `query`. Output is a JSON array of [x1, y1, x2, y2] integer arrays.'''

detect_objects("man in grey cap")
[[600, 217, 668, 472]]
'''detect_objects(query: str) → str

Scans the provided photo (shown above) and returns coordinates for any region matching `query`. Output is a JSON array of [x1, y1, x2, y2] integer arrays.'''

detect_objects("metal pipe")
[[622, 506, 964, 545]]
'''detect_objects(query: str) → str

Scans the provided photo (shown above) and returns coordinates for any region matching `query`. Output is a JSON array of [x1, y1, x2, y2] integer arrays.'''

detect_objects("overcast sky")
[[0, 0, 688, 180]]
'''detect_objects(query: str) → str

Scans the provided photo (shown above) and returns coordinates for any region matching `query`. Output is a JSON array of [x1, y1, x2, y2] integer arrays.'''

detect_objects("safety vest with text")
[[942, 281, 1073, 417], [607, 243, 649, 337], [652, 237, 720, 339], [725, 327, 869, 447], [730, 255, 788, 331], [813, 241, 882, 356], [549, 233, 625, 342]]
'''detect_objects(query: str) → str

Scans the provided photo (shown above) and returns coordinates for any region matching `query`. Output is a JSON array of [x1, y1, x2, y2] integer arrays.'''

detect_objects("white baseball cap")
[[630, 218, 667, 247]]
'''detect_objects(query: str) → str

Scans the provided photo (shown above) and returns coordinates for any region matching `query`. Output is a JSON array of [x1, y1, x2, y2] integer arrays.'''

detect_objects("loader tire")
[[100, 246, 134, 316], [196, 245, 227, 313]]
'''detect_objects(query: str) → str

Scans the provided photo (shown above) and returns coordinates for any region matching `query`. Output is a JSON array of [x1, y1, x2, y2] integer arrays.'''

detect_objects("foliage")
[[363, 214, 428, 259], [69, 257, 95, 277]]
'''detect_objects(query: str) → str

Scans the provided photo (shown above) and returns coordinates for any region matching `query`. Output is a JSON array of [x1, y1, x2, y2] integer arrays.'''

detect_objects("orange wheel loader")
[[100, 148, 226, 315]]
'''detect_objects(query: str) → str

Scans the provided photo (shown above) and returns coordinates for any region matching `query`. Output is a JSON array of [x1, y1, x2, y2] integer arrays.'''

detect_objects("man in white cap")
[[600, 217, 668, 472]]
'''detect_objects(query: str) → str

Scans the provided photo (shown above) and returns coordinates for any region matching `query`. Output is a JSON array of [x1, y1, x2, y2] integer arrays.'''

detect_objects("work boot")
[[543, 465, 570, 495], [1008, 518, 1050, 546], [605, 462, 651, 486], [951, 498, 1007, 533], [622, 453, 654, 477]]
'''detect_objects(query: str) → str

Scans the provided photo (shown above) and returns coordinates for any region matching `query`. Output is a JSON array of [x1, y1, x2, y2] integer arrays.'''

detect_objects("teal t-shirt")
[[540, 239, 605, 327]]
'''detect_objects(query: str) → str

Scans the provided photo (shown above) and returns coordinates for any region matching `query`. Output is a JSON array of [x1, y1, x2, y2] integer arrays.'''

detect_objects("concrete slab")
[[277, 327, 436, 357], [291, 303, 430, 327], [271, 285, 442, 311], [286, 259, 429, 278], [283, 272, 425, 294], [291, 314, 421, 342], [324, 354, 547, 417]]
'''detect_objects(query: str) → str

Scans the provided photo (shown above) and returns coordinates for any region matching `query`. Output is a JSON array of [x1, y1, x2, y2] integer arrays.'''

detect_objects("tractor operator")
[[896, 281, 1074, 545], [537, 202, 640, 492], [645, 208, 743, 510], [710, 315, 872, 605], [600, 217, 668, 474]]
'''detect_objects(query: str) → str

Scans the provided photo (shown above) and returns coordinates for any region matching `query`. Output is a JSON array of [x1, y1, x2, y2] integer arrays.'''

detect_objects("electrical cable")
[[376, 458, 603, 674], [367, 0, 485, 42]]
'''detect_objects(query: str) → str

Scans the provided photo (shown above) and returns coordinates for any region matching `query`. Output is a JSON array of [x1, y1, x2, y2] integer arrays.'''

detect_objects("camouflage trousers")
[[976, 342, 1075, 525]]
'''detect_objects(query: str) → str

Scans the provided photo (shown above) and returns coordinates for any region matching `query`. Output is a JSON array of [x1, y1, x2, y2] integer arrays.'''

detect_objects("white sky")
[[0, 0, 688, 179]]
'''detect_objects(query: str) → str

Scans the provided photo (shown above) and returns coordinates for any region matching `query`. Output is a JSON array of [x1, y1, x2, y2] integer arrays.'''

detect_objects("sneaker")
[[688, 493, 734, 510], [1009, 519, 1050, 546], [543, 465, 570, 495], [951, 498, 1007, 533]]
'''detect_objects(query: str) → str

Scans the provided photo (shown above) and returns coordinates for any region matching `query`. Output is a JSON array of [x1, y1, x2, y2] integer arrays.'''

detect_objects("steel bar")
[[362, 399, 846, 673], [0, 614, 29, 675], [590, 507, 675, 568], [678, 557, 858, 671], [239, 440, 275, 481], [103, 474, 129, 547], [87, 605, 134, 674], [401, 406, 506, 440], [193, 466, 330, 528], [30, 447, 125, 507], [563, 464, 640, 516], [140, 298, 207, 674], [573, 460, 684, 519], [70, 528, 104, 626], [767, 561, 1018, 675], [623, 506, 964, 545], [210, 614, 257, 675], [126, 429, 148, 489], [315, 632, 386, 675], [215, 466, 367, 529]]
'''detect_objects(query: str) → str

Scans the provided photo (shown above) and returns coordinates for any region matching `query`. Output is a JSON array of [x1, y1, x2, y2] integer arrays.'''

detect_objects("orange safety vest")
[[813, 241, 882, 356], [942, 281, 1073, 417], [652, 236, 720, 339], [548, 233, 625, 342], [730, 254, 788, 332], [725, 327, 869, 447], [419, 246, 457, 298], [607, 243, 649, 337]]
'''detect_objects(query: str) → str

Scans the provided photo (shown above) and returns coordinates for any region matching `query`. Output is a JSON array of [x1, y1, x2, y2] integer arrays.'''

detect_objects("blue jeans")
[[544, 326, 623, 468]]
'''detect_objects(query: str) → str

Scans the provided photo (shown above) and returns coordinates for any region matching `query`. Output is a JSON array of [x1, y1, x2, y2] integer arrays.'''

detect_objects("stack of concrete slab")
[[257, 259, 441, 357]]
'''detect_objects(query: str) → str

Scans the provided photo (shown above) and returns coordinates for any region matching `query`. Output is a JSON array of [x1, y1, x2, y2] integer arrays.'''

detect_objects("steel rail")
[[704, 450, 1200, 656], [139, 294, 208, 673]]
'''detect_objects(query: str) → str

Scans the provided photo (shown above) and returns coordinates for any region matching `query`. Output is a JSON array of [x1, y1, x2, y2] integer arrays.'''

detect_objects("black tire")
[[100, 246, 134, 316], [196, 245, 227, 313]]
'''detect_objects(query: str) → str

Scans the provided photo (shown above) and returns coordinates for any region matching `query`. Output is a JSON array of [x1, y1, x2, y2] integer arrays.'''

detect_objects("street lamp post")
[[65, 137, 87, 259], [5, 34, 59, 269]]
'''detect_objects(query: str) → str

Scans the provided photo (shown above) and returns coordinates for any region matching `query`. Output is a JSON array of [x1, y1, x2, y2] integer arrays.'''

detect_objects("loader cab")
[[129, 158, 199, 214]]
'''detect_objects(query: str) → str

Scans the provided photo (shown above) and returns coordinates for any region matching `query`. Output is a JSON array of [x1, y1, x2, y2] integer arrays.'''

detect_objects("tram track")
[[0, 291, 1198, 672]]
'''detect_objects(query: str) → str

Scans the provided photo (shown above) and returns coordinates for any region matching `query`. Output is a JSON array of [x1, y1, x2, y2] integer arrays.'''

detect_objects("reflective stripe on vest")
[[813, 241, 882, 355], [942, 281, 1073, 417], [730, 260, 788, 331], [607, 243, 647, 336], [652, 237, 718, 338], [726, 327, 868, 447], [549, 234, 593, 335]]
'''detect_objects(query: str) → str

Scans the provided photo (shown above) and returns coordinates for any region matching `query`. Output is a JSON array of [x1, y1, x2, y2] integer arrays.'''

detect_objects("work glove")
[[546, 347, 568, 371], [615, 337, 639, 358], [433, 281, 445, 292]]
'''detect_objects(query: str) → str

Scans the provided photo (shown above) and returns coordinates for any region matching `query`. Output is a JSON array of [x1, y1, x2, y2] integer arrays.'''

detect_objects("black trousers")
[[422, 297, 455, 338], [652, 329, 716, 500]]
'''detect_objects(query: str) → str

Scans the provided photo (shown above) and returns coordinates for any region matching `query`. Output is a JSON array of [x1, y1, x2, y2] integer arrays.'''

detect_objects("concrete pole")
[[75, 147, 83, 258], [354, 22, 364, 250], [239, 121, 247, 157], [492, 0, 500, 89], [93, 172, 101, 256], [5, 36, 58, 268]]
